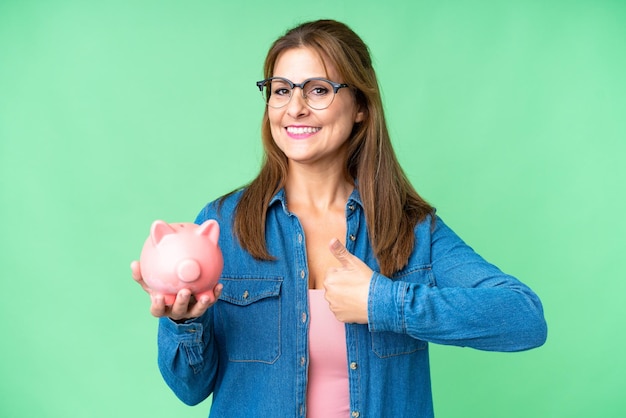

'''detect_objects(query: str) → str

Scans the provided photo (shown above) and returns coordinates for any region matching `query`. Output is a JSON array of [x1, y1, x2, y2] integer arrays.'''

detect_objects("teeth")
[[287, 126, 321, 134]]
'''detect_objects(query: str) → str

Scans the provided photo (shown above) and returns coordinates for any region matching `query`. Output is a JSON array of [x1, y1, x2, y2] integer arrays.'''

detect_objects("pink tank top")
[[307, 289, 350, 417]]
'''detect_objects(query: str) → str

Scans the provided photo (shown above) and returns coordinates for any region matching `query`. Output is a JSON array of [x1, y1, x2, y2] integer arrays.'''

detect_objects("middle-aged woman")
[[132, 19, 547, 418]]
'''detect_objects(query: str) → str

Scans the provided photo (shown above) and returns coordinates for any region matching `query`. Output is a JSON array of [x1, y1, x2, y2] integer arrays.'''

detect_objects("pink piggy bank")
[[137, 219, 223, 305]]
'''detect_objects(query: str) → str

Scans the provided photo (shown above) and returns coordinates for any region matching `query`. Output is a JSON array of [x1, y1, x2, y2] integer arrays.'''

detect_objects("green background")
[[1, 0, 624, 417]]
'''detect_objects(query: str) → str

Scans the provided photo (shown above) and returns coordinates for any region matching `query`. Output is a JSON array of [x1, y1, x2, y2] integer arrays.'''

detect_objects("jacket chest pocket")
[[215, 277, 282, 364], [371, 265, 433, 358]]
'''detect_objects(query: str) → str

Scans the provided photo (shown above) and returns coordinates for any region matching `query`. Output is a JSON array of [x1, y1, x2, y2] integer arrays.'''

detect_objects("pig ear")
[[150, 220, 176, 245], [197, 219, 220, 243]]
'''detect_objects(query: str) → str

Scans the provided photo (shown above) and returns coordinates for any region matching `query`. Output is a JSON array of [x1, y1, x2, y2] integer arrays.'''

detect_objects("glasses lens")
[[264, 79, 292, 108], [302, 79, 335, 110]]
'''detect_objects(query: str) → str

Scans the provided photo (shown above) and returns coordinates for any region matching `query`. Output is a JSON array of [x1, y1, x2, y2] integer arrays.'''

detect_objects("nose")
[[176, 259, 201, 283], [285, 87, 309, 117]]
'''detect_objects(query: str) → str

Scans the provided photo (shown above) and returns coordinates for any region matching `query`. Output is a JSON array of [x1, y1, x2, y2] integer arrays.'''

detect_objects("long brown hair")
[[228, 19, 433, 276]]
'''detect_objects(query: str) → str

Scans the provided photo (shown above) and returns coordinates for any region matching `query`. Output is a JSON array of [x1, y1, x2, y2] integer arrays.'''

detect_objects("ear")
[[150, 220, 176, 246], [354, 108, 365, 124], [197, 219, 220, 244]]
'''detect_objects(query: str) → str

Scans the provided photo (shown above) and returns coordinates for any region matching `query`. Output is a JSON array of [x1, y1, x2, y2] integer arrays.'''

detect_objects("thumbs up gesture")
[[324, 238, 374, 324]]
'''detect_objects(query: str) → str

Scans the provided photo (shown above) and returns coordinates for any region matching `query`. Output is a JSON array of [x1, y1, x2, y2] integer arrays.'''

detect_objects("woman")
[[132, 19, 547, 417]]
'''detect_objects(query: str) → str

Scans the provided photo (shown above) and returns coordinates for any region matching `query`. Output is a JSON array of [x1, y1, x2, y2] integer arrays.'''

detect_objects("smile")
[[286, 126, 321, 135]]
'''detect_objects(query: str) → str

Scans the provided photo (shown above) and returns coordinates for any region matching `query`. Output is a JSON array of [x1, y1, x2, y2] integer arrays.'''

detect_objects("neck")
[[284, 163, 354, 212]]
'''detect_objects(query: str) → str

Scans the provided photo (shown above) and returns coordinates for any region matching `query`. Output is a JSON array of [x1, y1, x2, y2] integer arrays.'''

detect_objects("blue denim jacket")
[[157, 188, 547, 417]]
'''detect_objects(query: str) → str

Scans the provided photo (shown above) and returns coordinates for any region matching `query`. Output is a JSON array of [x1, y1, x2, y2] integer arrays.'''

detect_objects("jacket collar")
[[268, 186, 363, 214]]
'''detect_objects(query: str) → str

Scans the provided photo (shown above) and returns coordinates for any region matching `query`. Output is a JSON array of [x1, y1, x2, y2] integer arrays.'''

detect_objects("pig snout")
[[176, 259, 202, 283]]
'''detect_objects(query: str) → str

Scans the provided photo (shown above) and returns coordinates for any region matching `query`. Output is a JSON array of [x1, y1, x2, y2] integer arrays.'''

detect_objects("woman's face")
[[268, 47, 364, 170]]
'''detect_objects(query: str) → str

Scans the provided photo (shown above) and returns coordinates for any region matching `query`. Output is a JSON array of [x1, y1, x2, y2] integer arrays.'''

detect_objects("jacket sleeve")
[[157, 309, 218, 405], [367, 216, 547, 352], [155, 203, 222, 405]]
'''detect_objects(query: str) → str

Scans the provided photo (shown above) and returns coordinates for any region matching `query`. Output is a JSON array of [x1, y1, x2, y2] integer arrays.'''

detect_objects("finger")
[[131, 270, 153, 295], [170, 289, 193, 317], [214, 283, 223, 300], [328, 238, 352, 267], [191, 283, 223, 315], [150, 294, 167, 317], [136, 280, 153, 295], [189, 294, 211, 318]]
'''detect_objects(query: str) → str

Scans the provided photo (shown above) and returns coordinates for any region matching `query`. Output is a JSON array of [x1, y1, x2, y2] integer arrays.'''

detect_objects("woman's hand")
[[323, 239, 373, 324], [130, 260, 223, 321]]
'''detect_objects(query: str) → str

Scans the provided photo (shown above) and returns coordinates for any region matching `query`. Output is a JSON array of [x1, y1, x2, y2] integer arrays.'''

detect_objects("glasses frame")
[[256, 77, 350, 110]]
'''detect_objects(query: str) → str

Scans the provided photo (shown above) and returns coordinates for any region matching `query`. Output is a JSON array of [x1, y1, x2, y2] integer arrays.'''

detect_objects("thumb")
[[130, 260, 142, 281], [329, 238, 353, 268]]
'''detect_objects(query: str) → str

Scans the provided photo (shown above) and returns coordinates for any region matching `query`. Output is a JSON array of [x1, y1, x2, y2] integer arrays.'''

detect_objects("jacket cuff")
[[159, 316, 204, 342], [368, 272, 406, 334]]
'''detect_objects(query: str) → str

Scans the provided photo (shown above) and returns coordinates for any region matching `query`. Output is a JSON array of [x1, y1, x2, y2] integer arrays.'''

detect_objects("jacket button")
[[242, 290, 249, 299], [350, 362, 358, 370], [349, 234, 356, 241], [300, 270, 306, 279], [351, 412, 360, 418]]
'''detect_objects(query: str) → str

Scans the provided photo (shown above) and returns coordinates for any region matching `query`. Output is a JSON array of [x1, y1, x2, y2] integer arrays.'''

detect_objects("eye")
[[273, 87, 291, 96], [270, 80, 292, 97], [306, 82, 330, 97]]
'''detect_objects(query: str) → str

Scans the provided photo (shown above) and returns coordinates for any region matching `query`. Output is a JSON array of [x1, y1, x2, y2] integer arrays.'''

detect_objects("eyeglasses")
[[256, 77, 349, 110]]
